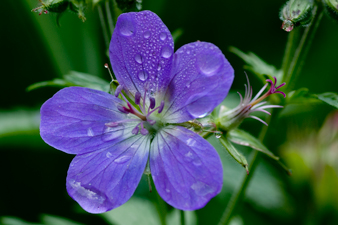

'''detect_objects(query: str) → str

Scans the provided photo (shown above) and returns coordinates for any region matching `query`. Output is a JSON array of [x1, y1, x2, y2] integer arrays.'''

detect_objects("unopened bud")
[[280, 0, 315, 32], [323, 0, 338, 21]]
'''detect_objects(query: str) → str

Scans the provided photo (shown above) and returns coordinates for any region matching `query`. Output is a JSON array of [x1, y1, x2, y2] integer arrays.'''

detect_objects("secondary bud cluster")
[[280, 0, 315, 32]]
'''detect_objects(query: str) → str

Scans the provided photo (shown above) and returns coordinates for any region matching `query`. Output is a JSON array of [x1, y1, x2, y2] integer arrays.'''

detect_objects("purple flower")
[[40, 10, 234, 213]]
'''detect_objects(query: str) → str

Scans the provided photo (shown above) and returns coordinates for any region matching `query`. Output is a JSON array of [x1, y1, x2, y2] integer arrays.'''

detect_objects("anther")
[[135, 92, 141, 105], [149, 97, 156, 109], [115, 85, 123, 97], [140, 123, 149, 135], [158, 100, 165, 113], [132, 126, 140, 135]]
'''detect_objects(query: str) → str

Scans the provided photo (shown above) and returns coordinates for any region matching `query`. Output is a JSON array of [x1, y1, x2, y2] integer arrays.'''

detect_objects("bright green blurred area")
[[1, 0, 338, 224]]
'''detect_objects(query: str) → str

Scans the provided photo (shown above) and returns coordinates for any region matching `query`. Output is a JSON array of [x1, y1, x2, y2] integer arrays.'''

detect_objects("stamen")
[[148, 119, 156, 125], [132, 125, 140, 135], [158, 100, 165, 113], [249, 115, 268, 126], [140, 123, 149, 135], [115, 85, 123, 97], [117, 105, 130, 114], [149, 97, 156, 109], [104, 63, 115, 81], [135, 92, 141, 105]]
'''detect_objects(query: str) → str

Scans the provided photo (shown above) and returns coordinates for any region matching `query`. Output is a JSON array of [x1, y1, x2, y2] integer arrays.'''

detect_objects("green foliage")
[[27, 71, 110, 92], [323, 0, 338, 22], [229, 47, 283, 83], [314, 92, 338, 109], [219, 136, 249, 173], [116, 0, 142, 11], [227, 129, 279, 160], [0, 215, 82, 225]]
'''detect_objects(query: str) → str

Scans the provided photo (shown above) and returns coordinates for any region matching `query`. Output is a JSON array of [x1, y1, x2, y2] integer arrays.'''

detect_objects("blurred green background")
[[1, 0, 338, 224]]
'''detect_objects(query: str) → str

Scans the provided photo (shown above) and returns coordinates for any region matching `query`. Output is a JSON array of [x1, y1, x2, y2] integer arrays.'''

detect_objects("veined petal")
[[150, 126, 223, 210], [40, 87, 139, 154], [109, 10, 174, 97], [162, 42, 234, 123], [66, 134, 150, 213]]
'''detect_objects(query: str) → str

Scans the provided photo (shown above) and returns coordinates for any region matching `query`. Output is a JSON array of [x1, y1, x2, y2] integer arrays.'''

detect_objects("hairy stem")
[[97, 4, 110, 49], [218, 111, 273, 225], [284, 5, 323, 91]]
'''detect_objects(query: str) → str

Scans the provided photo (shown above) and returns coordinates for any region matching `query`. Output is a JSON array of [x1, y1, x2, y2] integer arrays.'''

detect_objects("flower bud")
[[69, 0, 87, 22], [280, 0, 315, 32], [32, 0, 69, 15], [323, 0, 338, 21]]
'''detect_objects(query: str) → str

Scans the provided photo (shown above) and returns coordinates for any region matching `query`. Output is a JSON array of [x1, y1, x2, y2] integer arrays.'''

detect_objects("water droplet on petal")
[[106, 152, 113, 158], [197, 51, 222, 76], [144, 31, 151, 39], [138, 70, 148, 81], [134, 54, 143, 64], [69, 179, 106, 204], [157, 64, 161, 71], [87, 127, 94, 137], [165, 189, 170, 193], [186, 96, 213, 118], [190, 181, 215, 196], [102, 125, 124, 141], [161, 45, 173, 59], [159, 32, 167, 41], [114, 155, 132, 164], [119, 17, 135, 36]]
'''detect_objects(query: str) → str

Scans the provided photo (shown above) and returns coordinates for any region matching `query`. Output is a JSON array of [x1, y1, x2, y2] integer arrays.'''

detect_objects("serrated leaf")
[[314, 92, 338, 109], [229, 46, 283, 83], [27, 71, 110, 92], [227, 129, 279, 160], [219, 136, 249, 173]]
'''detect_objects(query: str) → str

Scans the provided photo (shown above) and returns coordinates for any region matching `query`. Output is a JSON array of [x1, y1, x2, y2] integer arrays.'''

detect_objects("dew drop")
[[215, 131, 222, 139], [87, 127, 94, 137], [197, 52, 222, 76], [186, 95, 213, 118], [114, 155, 132, 164], [106, 152, 113, 158], [159, 32, 167, 41], [161, 45, 173, 59], [144, 31, 151, 39], [157, 64, 162, 71], [190, 181, 215, 196], [119, 17, 135, 36], [134, 54, 143, 64], [102, 126, 124, 141], [166, 189, 170, 193], [138, 70, 149, 81]]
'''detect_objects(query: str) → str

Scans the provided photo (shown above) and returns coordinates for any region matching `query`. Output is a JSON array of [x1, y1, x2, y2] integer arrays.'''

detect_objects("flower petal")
[[66, 134, 150, 213], [40, 87, 139, 154], [109, 10, 174, 97], [162, 42, 234, 123], [150, 126, 223, 210]]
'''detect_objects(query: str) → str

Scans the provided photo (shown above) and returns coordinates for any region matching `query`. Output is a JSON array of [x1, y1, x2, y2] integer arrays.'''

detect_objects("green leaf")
[[227, 129, 279, 160], [313, 92, 338, 109], [219, 136, 249, 174], [172, 28, 183, 43], [40, 214, 83, 225], [0, 109, 40, 137], [0, 217, 40, 225], [229, 46, 283, 83], [27, 71, 110, 92], [101, 197, 160, 225]]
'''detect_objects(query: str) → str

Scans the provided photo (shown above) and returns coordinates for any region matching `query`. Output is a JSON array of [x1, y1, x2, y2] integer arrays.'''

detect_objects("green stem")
[[284, 5, 323, 91], [281, 27, 299, 77], [105, 0, 115, 37], [97, 4, 110, 49], [218, 112, 273, 225], [180, 210, 185, 225], [154, 184, 167, 225]]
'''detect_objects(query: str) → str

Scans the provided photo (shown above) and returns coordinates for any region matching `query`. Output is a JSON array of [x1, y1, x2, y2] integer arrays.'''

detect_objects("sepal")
[[323, 0, 338, 22]]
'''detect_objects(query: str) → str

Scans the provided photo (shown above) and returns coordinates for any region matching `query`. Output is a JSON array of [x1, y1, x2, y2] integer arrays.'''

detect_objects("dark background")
[[1, 0, 338, 224]]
